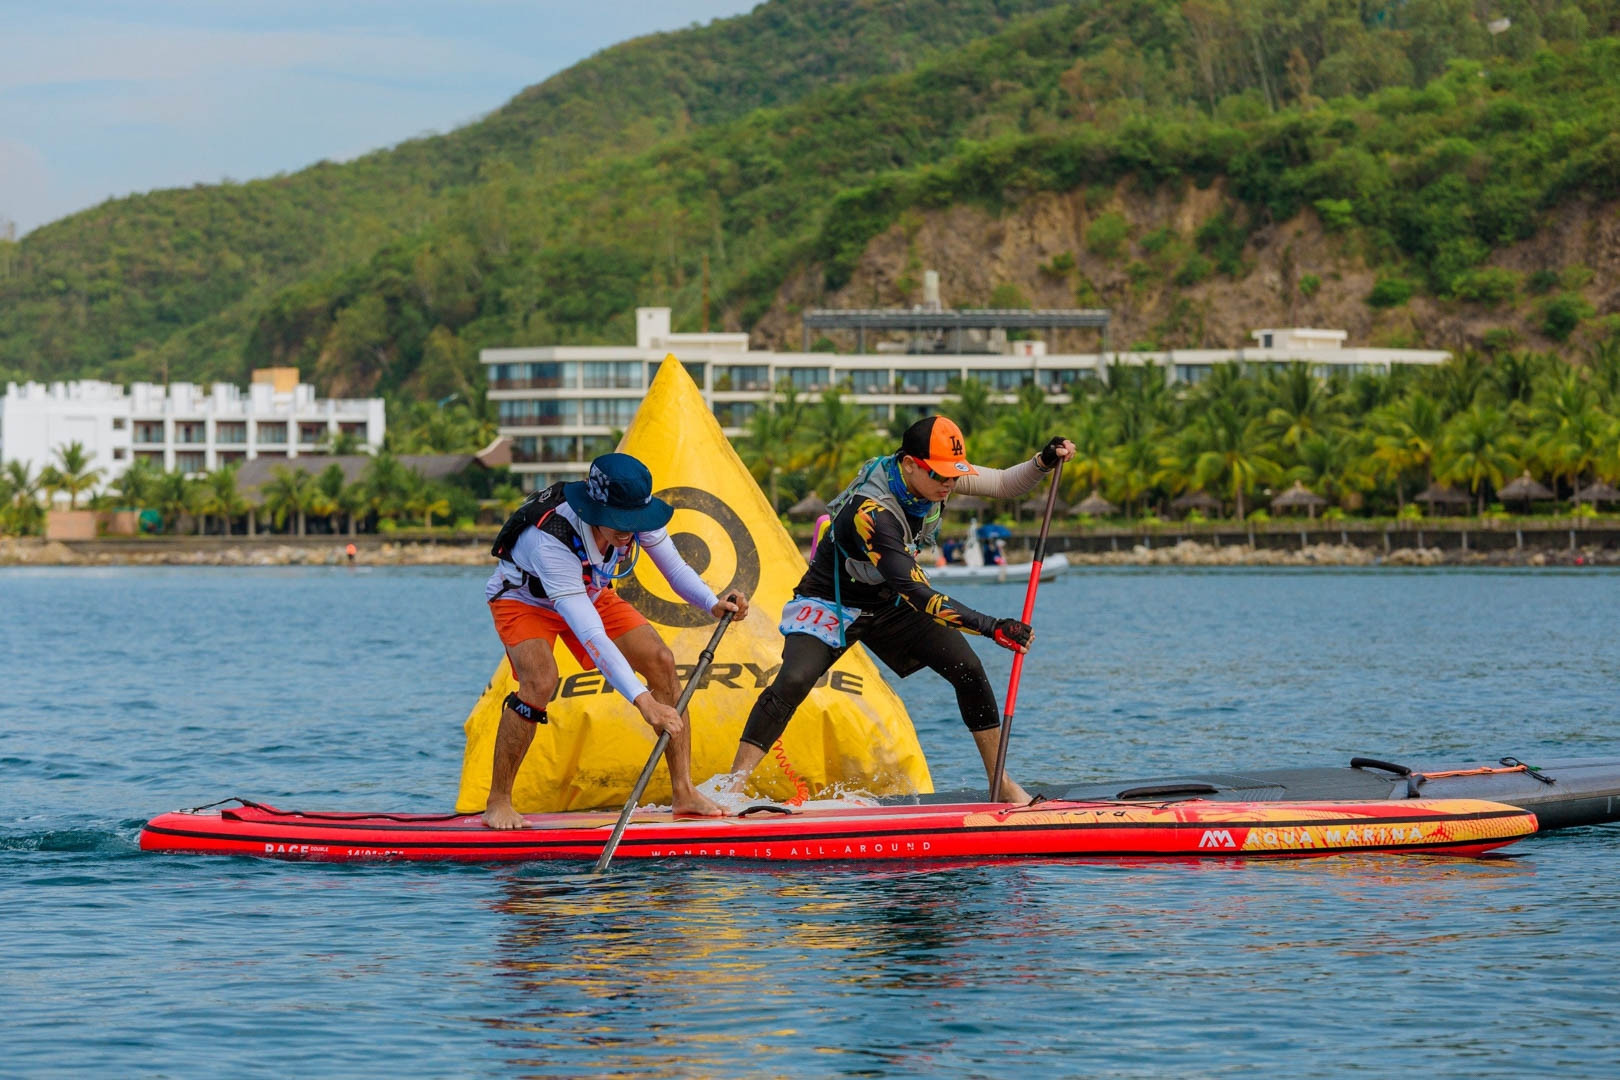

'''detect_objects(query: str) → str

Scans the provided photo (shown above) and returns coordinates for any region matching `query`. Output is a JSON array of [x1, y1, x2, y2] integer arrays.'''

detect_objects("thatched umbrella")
[[1414, 483, 1469, 511], [1170, 490, 1222, 518], [1574, 480, 1620, 505], [785, 490, 828, 521], [947, 494, 988, 514], [1020, 492, 1070, 519], [1270, 480, 1328, 520], [1076, 488, 1117, 517], [1497, 471, 1553, 509]]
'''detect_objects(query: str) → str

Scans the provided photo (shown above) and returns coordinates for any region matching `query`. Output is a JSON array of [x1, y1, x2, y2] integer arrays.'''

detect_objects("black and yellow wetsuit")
[[739, 490, 1005, 751]]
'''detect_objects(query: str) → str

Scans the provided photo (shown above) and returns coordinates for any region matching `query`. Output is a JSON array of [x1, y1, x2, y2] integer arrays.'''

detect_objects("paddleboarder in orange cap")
[[483, 452, 749, 828], [727, 415, 1072, 803]]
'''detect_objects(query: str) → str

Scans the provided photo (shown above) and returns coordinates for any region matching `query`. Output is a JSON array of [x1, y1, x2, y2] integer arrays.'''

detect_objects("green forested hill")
[[3, 0, 1618, 398], [0, 0, 1069, 387]]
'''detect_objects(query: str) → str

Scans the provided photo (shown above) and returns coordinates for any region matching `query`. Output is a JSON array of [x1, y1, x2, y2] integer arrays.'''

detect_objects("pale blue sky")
[[0, 0, 759, 236]]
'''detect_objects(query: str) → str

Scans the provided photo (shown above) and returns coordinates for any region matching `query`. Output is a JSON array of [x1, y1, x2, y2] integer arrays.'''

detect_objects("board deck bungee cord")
[[140, 796, 1535, 863]]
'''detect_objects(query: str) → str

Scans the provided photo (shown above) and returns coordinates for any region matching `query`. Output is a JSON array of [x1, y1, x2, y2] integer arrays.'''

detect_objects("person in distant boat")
[[726, 415, 1073, 803], [483, 452, 749, 829]]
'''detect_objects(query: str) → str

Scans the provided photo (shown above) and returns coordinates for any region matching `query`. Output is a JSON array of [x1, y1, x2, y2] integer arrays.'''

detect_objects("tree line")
[[0, 398, 511, 538], [0, 447, 518, 537], [736, 337, 1620, 523]]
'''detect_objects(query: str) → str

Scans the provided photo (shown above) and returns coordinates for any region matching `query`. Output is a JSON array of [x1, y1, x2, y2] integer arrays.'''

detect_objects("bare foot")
[[672, 789, 727, 818], [482, 801, 529, 830], [997, 778, 1032, 805]]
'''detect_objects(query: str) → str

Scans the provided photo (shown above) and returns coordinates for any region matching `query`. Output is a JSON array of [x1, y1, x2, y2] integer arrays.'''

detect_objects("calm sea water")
[[3, 566, 1618, 1078]]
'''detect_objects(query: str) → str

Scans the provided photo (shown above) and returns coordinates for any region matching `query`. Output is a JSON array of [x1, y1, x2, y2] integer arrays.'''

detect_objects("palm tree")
[[1585, 334, 1620, 409], [203, 466, 251, 536], [306, 484, 340, 534], [311, 464, 351, 534], [110, 456, 160, 509], [1484, 349, 1554, 410], [1289, 430, 1360, 507], [1107, 436, 1161, 518], [1188, 400, 1281, 520], [321, 429, 364, 456], [51, 441, 104, 509], [941, 377, 998, 438], [261, 466, 315, 535], [0, 470, 14, 535], [985, 382, 1054, 466], [1261, 363, 1344, 453], [801, 389, 875, 496], [1101, 361, 1174, 444], [3, 461, 44, 536], [1527, 369, 1610, 498], [738, 391, 802, 512], [36, 465, 65, 511], [399, 469, 452, 528], [1421, 349, 1487, 420], [1437, 405, 1517, 515], [1369, 391, 1443, 511], [361, 452, 411, 526], [183, 475, 213, 535], [1061, 402, 1113, 500], [152, 470, 195, 534]]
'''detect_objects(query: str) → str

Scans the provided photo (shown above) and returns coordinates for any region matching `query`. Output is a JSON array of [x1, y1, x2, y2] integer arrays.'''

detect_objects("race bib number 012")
[[779, 596, 861, 649]]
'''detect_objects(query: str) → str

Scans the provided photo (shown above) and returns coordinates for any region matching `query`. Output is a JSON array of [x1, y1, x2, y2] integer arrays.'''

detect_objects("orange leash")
[[1419, 764, 1530, 780], [772, 739, 809, 805]]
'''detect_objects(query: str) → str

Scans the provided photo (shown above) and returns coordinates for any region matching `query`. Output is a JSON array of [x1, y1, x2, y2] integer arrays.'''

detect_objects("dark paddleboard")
[[1048, 755, 1620, 832]]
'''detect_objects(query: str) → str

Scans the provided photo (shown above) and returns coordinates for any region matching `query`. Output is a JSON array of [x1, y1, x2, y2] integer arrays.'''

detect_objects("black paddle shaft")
[[593, 611, 735, 873]]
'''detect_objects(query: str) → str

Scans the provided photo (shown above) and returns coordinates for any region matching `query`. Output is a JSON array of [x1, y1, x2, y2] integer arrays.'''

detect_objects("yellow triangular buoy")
[[455, 354, 932, 812]]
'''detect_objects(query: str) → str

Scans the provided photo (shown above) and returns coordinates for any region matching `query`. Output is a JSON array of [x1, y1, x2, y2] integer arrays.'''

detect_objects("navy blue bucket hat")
[[563, 453, 674, 532]]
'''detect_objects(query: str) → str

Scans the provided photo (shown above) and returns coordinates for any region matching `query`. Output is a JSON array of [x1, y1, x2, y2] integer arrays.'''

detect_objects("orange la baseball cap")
[[899, 415, 977, 476]]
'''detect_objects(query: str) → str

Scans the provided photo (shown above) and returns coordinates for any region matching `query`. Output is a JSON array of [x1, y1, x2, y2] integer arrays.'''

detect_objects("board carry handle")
[[1350, 756, 1412, 776]]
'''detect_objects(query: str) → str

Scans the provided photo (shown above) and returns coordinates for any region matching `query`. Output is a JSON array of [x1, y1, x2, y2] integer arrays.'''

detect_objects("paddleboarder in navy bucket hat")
[[483, 452, 750, 828], [563, 453, 673, 532]]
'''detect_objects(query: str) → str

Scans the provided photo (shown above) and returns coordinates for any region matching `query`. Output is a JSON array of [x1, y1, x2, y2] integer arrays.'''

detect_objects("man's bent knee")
[[739, 686, 798, 751]]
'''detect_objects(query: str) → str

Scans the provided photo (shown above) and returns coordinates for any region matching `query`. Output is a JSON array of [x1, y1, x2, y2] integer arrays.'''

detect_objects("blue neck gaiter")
[[884, 455, 935, 520]]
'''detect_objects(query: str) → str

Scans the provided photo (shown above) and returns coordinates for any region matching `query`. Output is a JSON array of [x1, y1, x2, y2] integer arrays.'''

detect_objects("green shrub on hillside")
[[1172, 254, 1214, 287], [1452, 267, 1519, 307], [1541, 293, 1595, 341], [1086, 213, 1130, 259], [1367, 276, 1416, 308]]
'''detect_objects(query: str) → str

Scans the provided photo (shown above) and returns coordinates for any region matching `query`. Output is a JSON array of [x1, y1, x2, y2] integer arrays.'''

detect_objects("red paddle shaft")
[[990, 460, 1063, 802]]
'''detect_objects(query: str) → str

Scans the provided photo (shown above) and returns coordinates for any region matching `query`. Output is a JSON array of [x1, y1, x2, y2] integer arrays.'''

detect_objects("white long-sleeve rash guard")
[[483, 503, 721, 703]]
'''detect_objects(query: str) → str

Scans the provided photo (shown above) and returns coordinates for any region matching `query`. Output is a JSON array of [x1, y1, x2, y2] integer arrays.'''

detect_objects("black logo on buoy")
[[618, 486, 761, 627]]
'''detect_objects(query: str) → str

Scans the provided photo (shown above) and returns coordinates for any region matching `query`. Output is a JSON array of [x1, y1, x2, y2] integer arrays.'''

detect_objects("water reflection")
[[470, 851, 1548, 1076]]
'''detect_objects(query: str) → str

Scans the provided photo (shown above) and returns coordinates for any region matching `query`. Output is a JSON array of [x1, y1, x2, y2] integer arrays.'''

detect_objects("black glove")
[[1037, 436, 1068, 471], [993, 619, 1034, 652]]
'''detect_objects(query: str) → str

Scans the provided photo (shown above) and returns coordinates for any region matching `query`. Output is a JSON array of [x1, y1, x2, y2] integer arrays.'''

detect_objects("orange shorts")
[[489, 591, 648, 670]]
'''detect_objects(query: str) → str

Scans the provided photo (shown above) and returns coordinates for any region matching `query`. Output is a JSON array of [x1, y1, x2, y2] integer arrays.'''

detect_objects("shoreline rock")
[[3, 536, 1613, 568]]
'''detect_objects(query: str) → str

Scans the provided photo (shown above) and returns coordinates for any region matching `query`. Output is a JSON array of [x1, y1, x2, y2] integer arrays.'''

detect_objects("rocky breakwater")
[[0, 537, 490, 567], [1060, 539, 1616, 567]]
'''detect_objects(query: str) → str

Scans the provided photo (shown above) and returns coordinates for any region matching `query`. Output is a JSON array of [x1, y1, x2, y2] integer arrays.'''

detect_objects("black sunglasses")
[[909, 458, 957, 483]]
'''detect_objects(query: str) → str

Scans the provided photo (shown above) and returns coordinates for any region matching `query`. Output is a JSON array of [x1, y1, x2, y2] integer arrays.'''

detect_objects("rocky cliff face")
[[751, 182, 1620, 356]]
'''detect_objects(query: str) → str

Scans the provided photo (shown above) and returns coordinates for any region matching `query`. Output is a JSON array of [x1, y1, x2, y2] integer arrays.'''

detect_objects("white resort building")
[[483, 287, 1450, 487], [0, 367, 386, 495]]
